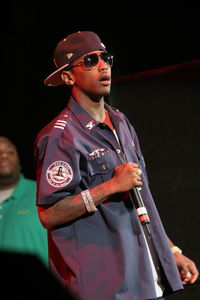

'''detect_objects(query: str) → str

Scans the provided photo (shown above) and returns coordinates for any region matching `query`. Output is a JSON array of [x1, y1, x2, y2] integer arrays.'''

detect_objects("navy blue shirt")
[[34, 97, 183, 300]]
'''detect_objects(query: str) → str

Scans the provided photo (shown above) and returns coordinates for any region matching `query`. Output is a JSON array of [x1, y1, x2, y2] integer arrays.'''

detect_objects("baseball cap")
[[44, 31, 106, 86]]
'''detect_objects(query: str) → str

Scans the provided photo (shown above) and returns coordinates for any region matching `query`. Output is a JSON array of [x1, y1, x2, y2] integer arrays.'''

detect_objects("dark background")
[[2, 3, 200, 171], [1, 2, 200, 298], [2, 3, 200, 162], [111, 60, 200, 275]]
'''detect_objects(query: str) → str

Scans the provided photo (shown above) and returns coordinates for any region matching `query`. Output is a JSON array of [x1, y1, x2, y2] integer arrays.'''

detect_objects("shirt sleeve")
[[34, 134, 81, 206]]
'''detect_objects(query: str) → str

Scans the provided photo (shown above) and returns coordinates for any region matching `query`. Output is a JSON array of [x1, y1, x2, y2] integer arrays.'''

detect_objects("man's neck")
[[0, 182, 17, 191], [0, 174, 20, 191], [72, 93, 106, 122]]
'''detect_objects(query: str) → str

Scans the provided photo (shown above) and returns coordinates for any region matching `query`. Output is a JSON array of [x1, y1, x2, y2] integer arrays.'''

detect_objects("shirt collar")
[[67, 97, 122, 132], [68, 97, 100, 132], [10, 173, 26, 200]]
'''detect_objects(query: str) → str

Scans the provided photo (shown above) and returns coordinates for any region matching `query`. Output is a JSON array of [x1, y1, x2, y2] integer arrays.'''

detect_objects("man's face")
[[67, 51, 112, 101], [0, 137, 21, 187]]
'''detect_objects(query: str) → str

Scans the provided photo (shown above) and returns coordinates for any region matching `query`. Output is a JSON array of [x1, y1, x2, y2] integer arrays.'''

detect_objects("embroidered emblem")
[[88, 148, 110, 160], [17, 210, 30, 215], [54, 119, 67, 130], [86, 120, 95, 130], [66, 53, 73, 59], [46, 161, 73, 187]]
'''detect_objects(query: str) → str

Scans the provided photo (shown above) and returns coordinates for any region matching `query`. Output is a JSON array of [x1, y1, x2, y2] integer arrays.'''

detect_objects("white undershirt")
[[113, 129, 163, 297], [142, 227, 164, 297], [0, 187, 15, 203]]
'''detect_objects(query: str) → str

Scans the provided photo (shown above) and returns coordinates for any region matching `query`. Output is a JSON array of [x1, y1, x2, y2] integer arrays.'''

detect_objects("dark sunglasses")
[[69, 52, 114, 71]]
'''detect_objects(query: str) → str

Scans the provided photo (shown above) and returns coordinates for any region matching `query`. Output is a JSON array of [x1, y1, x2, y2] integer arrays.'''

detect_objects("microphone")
[[118, 145, 151, 228], [129, 187, 151, 225]]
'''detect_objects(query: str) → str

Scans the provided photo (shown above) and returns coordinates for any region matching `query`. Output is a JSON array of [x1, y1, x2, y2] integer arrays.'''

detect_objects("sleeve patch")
[[46, 161, 73, 187]]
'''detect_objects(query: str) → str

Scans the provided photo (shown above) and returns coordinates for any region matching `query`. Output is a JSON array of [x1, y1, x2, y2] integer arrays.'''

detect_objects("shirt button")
[[116, 149, 121, 154]]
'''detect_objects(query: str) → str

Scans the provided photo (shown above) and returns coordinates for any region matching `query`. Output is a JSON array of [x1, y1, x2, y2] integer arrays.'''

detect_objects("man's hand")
[[174, 252, 199, 284], [113, 162, 142, 193]]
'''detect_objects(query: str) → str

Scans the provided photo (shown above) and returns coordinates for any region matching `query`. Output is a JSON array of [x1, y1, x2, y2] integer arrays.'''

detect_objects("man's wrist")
[[171, 245, 182, 255]]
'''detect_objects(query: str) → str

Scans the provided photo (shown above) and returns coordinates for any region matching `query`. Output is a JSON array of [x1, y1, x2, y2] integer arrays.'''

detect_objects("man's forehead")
[[0, 137, 16, 149]]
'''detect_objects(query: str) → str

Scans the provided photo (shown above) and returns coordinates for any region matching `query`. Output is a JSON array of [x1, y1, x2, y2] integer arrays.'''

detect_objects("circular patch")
[[46, 161, 73, 187]]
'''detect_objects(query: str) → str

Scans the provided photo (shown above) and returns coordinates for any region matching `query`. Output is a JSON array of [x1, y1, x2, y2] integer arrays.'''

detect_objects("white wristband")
[[171, 246, 182, 254]]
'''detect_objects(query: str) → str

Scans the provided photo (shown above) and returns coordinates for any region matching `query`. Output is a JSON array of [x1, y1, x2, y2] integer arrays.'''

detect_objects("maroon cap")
[[44, 31, 106, 86]]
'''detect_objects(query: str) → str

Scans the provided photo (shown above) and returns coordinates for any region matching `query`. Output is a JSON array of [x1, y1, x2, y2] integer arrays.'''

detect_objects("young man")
[[34, 31, 198, 299]]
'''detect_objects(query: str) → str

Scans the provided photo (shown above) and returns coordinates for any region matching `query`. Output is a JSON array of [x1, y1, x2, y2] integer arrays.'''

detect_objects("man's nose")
[[0, 152, 8, 159], [98, 59, 109, 72]]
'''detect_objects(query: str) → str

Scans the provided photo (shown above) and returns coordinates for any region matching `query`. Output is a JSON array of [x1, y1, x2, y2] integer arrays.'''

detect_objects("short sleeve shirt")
[[34, 97, 183, 300], [0, 174, 48, 266]]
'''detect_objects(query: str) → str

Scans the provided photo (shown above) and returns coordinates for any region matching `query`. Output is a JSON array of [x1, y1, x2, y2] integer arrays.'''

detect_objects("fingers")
[[127, 162, 142, 176], [181, 270, 193, 285], [128, 162, 142, 186], [181, 270, 198, 285], [113, 162, 143, 192], [176, 254, 199, 284], [190, 272, 199, 284], [186, 261, 199, 284]]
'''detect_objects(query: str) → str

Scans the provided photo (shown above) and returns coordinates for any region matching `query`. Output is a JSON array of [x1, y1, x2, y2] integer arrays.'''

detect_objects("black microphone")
[[118, 144, 151, 228], [129, 187, 151, 225]]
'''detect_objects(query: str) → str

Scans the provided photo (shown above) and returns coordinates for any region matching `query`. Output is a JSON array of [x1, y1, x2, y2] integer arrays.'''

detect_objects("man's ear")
[[61, 71, 75, 86]]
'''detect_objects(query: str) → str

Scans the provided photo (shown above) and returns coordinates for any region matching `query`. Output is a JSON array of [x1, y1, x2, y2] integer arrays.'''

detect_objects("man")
[[34, 31, 198, 299], [0, 136, 48, 267]]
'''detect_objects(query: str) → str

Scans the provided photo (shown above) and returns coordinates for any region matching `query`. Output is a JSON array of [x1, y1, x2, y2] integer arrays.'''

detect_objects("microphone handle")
[[129, 187, 151, 226]]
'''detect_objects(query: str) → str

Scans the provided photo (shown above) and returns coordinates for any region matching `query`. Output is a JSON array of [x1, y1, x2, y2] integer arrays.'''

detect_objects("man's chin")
[[91, 91, 111, 103], [0, 173, 13, 180]]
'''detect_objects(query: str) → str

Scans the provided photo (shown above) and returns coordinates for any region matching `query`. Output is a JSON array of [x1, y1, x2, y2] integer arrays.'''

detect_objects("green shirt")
[[0, 174, 48, 266]]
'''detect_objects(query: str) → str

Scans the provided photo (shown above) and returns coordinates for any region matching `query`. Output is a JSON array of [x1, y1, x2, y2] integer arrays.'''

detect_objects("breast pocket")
[[88, 150, 120, 184]]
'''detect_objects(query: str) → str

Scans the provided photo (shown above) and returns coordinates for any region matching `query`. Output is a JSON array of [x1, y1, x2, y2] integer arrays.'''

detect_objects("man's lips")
[[0, 161, 9, 168], [99, 75, 111, 85]]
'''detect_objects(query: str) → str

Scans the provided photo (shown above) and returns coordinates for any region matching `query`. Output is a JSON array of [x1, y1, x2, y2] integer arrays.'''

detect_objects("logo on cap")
[[66, 53, 73, 59]]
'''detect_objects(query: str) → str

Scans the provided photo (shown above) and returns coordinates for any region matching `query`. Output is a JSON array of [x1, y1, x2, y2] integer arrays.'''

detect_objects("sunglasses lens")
[[83, 54, 99, 69], [101, 53, 113, 67], [81, 52, 114, 70]]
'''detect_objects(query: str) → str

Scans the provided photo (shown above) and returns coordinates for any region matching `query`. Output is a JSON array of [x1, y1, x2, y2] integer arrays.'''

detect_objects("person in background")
[[34, 31, 198, 299], [0, 136, 48, 267]]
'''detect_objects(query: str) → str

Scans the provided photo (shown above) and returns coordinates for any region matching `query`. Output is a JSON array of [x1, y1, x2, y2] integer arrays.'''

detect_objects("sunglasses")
[[69, 52, 114, 71]]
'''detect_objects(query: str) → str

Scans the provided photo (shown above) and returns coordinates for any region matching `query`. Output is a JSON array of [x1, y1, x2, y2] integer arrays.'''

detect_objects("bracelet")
[[171, 246, 182, 255], [81, 190, 91, 212], [85, 189, 97, 212], [81, 189, 97, 213]]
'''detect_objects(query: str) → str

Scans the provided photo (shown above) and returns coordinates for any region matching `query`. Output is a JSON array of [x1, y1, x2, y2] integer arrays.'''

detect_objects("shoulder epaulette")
[[53, 112, 70, 131]]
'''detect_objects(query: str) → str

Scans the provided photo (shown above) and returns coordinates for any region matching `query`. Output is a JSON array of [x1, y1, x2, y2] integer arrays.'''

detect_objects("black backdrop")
[[111, 61, 200, 272], [2, 4, 200, 178]]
